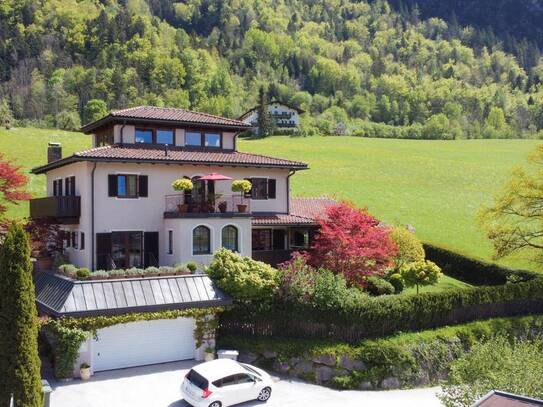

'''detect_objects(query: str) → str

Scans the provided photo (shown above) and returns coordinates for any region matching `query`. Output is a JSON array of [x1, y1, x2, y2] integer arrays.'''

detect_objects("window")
[[193, 226, 211, 255], [64, 176, 76, 196], [64, 230, 71, 248], [111, 231, 143, 269], [246, 178, 276, 200], [204, 132, 221, 148], [135, 128, 153, 144], [185, 131, 202, 146], [167, 230, 173, 255], [222, 225, 238, 252], [80, 232, 85, 250], [252, 229, 272, 251], [71, 231, 78, 249], [290, 229, 310, 249], [108, 174, 148, 198], [156, 129, 174, 145]]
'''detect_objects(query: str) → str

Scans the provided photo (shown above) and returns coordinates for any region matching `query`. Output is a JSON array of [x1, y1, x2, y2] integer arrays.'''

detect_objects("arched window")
[[222, 225, 239, 252], [193, 226, 211, 255]]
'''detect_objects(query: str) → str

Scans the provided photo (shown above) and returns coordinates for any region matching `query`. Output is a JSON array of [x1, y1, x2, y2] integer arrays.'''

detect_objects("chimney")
[[48, 142, 62, 163]]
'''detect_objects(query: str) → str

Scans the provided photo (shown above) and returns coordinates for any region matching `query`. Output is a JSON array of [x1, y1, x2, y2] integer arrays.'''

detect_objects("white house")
[[239, 100, 304, 133], [31, 106, 334, 375]]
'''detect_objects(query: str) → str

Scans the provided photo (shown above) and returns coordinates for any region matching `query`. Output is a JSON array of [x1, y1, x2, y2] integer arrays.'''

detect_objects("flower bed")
[[57, 261, 198, 280]]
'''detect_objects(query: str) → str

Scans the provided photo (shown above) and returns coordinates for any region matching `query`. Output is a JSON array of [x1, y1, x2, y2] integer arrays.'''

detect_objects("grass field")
[[0, 127, 540, 271]]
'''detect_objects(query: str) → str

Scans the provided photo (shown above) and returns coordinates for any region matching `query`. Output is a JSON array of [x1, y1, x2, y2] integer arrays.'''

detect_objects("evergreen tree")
[[0, 223, 42, 407], [256, 85, 273, 137], [0, 99, 14, 129]]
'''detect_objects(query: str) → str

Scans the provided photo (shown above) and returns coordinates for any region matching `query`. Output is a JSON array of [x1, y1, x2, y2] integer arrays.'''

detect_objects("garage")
[[35, 272, 231, 376], [92, 318, 196, 371]]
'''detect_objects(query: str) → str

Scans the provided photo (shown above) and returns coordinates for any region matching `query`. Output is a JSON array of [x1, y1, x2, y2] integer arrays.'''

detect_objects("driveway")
[[48, 361, 443, 407]]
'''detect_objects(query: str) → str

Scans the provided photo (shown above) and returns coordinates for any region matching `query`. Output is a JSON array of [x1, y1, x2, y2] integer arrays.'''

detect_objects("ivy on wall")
[[42, 307, 224, 378]]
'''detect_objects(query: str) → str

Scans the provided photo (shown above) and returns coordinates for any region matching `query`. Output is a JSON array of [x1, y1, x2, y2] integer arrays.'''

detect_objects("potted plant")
[[80, 363, 91, 380], [218, 200, 227, 213], [171, 178, 193, 213], [231, 179, 252, 213], [204, 347, 215, 362]]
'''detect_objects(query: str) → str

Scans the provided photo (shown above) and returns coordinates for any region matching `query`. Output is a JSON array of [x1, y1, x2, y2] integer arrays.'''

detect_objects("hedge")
[[219, 315, 543, 389], [423, 243, 540, 285], [220, 278, 543, 343]]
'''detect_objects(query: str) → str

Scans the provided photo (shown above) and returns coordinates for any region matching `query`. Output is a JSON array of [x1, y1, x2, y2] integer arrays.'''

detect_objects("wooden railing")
[[29, 196, 81, 222]]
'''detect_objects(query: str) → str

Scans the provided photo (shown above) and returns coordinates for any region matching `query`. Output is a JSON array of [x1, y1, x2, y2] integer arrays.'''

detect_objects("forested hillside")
[[1, 0, 543, 139]]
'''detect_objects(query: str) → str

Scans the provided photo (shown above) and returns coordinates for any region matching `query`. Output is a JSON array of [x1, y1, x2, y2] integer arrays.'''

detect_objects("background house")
[[239, 101, 304, 134]]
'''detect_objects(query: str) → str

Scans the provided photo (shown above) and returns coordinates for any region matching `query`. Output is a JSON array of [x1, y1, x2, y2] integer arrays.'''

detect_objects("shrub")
[[90, 270, 109, 280], [400, 260, 442, 294], [423, 243, 538, 285], [365, 276, 395, 296], [387, 273, 405, 293], [171, 178, 193, 191], [125, 267, 144, 277], [390, 227, 425, 269], [55, 110, 81, 131], [107, 269, 126, 279], [76, 268, 91, 279], [231, 179, 252, 193], [206, 249, 279, 302], [439, 336, 543, 407], [186, 261, 198, 273], [174, 265, 190, 275], [310, 202, 397, 287], [145, 266, 160, 276], [59, 264, 77, 278], [159, 266, 174, 275]]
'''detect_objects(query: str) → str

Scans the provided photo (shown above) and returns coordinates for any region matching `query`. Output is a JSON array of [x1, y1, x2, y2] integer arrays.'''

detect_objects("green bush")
[[400, 260, 442, 294], [58, 264, 77, 278], [365, 276, 395, 295], [45, 320, 89, 379], [186, 261, 198, 273], [390, 227, 425, 269], [206, 249, 279, 302], [439, 336, 543, 407], [423, 243, 538, 285], [387, 273, 405, 293], [76, 268, 90, 279]]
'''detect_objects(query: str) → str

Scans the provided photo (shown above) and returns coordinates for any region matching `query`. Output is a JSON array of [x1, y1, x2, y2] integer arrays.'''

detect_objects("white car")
[[181, 359, 274, 407]]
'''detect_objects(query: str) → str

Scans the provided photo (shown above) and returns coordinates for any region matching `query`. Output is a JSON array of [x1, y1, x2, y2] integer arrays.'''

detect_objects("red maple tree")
[[309, 202, 397, 287], [0, 153, 31, 222]]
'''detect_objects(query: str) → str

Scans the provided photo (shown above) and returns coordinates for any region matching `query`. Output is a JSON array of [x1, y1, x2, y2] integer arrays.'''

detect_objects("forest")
[[1, 0, 543, 139]]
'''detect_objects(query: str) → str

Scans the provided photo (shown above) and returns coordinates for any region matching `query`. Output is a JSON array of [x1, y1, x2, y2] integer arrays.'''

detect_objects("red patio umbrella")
[[198, 172, 232, 181]]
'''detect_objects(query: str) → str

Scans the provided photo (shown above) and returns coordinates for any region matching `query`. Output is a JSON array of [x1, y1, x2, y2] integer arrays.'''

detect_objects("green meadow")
[[0, 127, 540, 271]]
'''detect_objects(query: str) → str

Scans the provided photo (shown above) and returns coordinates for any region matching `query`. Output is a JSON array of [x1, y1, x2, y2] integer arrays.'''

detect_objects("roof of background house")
[[81, 106, 251, 133], [239, 100, 305, 120], [472, 391, 543, 407], [252, 197, 336, 226], [34, 272, 231, 317], [31, 144, 309, 174]]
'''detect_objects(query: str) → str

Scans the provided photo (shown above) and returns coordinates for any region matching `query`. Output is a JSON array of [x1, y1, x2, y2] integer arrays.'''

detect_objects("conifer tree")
[[256, 85, 273, 137], [0, 222, 42, 407]]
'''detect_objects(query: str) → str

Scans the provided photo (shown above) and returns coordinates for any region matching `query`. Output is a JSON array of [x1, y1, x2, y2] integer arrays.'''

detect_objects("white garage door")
[[92, 318, 195, 372]]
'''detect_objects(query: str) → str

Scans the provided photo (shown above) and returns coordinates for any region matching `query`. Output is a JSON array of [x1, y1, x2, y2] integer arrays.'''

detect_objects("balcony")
[[29, 196, 81, 224], [164, 194, 251, 218]]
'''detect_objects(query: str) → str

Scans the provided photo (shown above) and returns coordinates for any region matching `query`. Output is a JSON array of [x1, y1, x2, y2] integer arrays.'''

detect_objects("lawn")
[[238, 135, 541, 271], [1, 127, 540, 271], [402, 274, 472, 295]]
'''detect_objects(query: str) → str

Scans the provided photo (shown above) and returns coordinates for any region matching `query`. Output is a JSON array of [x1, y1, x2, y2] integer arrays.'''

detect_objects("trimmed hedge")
[[220, 278, 543, 342], [423, 243, 540, 285], [219, 315, 543, 389]]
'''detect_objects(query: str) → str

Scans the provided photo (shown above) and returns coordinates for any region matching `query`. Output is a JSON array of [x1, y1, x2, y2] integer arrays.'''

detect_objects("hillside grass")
[[239, 135, 541, 271], [1, 128, 540, 271], [402, 274, 472, 295]]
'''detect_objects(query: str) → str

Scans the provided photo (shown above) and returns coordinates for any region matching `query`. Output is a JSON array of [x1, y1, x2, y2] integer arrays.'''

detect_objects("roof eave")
[[81, 115, 251, 134]]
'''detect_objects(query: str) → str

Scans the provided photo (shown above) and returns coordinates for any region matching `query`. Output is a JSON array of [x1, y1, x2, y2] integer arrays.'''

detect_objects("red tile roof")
[[81, 106, 250, 133], [252, 197, 336, 226], [32, 144, 308, 174]]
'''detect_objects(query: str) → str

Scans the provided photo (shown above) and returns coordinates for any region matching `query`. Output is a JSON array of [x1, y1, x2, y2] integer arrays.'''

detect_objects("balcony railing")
[[164, 194, 251, 217], [29, 196, 81, 223]]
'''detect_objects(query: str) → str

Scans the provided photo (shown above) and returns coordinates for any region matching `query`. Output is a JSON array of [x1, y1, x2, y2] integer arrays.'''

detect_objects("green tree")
[[439, 336, 543, 407], [56, 110, 81, 130], [83, 99, 108, 124], [0, 223, 42, 407], [400, 260, 442, 294], [256, 85, 273, 137], [479, 144, 543, 264], [0, 99, 14, 129], [390, 227, 425, 269]]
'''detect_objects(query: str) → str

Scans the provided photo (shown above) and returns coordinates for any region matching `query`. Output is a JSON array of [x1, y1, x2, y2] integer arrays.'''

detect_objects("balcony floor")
[[163, 211, 252, 219]]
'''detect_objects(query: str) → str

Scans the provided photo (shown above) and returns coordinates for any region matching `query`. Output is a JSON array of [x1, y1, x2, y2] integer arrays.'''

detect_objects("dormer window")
[[185, 131, 202, 146], [156, 129, 174, 145], [185, 130, 222, 148], [135, 128, 174, 145], [205, 132, 220, 147], [135, 128, 153, 144]]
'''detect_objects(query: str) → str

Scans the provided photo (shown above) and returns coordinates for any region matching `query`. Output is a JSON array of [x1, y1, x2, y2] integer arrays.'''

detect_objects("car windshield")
[[186, 369, 209, 390], [240, 363, 262, 377]]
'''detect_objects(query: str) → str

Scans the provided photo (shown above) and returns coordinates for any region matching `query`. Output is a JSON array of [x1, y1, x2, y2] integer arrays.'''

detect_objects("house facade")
[[239, 100, 304, 133], [30, 106, 332, 272]]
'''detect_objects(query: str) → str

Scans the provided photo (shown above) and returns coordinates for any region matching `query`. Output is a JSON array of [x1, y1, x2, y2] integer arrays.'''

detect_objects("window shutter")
[[138, 175, 148, 197], [244, 178, 253, 198], [96, 233, 112, 270], [58, 179, 63, 196], [108, 175, 117, 197], [268, 179, 276, 199], [70, 176, 76, 196], [80, 232, 85, 250], [53, 180, 58, 196]]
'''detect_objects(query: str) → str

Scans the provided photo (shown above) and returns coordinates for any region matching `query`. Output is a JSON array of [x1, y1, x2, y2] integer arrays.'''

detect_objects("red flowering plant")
[[0, 153, 31, 225], [309, 202, 397, 287]]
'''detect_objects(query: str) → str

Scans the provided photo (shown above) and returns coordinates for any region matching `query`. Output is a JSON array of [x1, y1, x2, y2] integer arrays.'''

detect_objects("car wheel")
[[208, 402, 221, 407], [257, 387, 272, 402]]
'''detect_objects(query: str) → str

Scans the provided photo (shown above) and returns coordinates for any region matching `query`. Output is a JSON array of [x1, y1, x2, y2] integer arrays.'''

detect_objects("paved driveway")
[[48, 361, 443, 407]]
